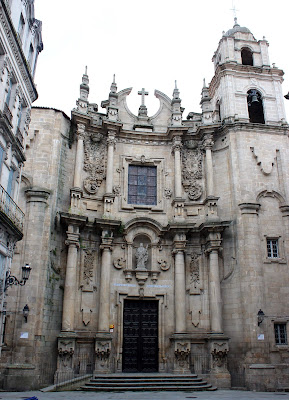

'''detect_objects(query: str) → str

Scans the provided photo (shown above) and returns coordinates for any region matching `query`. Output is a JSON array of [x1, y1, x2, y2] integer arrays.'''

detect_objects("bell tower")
[[209, 18, 287, 125]]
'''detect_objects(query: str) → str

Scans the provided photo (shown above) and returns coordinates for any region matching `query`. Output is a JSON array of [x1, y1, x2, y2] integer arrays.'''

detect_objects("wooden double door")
[[122, 299, 158, 372]]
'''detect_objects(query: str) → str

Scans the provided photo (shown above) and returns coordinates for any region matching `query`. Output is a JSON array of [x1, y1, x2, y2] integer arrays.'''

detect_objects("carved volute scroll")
[[83, 132, 107, 194], [182, 144, 203, 200]]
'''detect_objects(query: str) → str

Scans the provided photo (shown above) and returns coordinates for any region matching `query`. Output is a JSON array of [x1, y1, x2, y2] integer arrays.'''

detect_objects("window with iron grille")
[[267, 239, 279, 258], [274, 323, 287, 345], [128, 165, 157, 206]]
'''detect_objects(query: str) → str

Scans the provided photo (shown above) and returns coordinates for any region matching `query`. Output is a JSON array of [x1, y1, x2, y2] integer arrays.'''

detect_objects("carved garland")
[[182, 147, 203, 200], [83, 133, 107, 194]]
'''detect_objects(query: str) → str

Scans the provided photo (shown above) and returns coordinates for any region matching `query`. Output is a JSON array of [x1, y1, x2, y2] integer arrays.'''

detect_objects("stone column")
[[95, 230, 113, 374], [62, 224, 80, 332], [172, 136, 183, 198], [238, 203, 263, 340], [173, 232, 186, 333], [105, 131, 116, 194], [206, 230, 223, 333], [73, 123, 85, 188], [203, 134, 214, 197], [98, 231, 113, 332]]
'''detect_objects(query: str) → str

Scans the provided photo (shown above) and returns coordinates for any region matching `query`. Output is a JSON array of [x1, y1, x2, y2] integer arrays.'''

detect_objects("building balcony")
[[0, 185, 24, 235], [16, 127, 24, 148], [3, 103, 13, 125]]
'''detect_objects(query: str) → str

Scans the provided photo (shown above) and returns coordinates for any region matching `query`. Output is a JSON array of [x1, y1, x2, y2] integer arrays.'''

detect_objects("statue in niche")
[[135, 243, 148, 269]]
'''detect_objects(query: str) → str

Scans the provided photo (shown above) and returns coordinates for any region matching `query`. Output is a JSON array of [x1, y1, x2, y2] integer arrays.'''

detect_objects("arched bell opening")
[[247, 89, 265, 124], [241, 47, 253, 66]]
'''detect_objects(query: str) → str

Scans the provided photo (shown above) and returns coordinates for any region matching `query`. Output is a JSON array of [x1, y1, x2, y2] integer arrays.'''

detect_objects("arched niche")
[[124, 220, 163, 271], [133, 234, 151, 270]]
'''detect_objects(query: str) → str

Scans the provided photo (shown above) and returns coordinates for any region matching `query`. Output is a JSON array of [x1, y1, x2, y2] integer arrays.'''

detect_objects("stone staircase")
[[80, 373, 217, 392]]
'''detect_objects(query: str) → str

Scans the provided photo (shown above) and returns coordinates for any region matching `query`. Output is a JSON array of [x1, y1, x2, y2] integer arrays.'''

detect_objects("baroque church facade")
[[1, 20, 289, 391]]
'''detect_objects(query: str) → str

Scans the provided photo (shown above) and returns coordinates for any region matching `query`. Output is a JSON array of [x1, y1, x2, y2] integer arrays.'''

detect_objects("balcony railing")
[[0, 185, 24, 232]]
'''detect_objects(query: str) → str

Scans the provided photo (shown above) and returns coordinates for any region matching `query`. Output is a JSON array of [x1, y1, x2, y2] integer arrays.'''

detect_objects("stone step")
[[85, 381, 209, 387], [81, 384, 216, 392], [89, 377, 204, 383], [81, 374, 217, 392]]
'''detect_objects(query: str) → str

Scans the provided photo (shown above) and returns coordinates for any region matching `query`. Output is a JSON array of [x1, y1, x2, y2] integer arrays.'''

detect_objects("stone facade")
[[1, 20, 289, 391], [0, 0, 42, 359]]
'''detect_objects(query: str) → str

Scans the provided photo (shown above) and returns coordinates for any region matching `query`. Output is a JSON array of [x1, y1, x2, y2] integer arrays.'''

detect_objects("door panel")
[[123, 300, 158, 372]]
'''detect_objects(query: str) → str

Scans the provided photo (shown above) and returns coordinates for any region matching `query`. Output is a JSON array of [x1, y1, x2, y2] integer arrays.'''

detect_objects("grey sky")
[[33, 0, 289, 119]]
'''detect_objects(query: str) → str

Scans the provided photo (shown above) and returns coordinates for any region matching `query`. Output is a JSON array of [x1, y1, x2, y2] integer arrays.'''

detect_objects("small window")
[[267, 239, 279, 258], [128, 165, 157, 206], [274, 323, 287, 345], [241, 48, 253, 66], [247, 89, 265, 124]]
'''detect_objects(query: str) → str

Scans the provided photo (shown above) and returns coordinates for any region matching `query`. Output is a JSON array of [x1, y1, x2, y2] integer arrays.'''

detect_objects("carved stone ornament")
[[58, 340, 75, 369], [95, 341, 111, 361], [211, 342, 229, 371], [174, 342, 191, 367], [164, 188, 172, 198], [83, 132, 107, 194], [182, 148, 203, 200], [190, 252, 200, 289], [113, 257, 126, 269], [113, 185, 121, 196], [158, 259, 170, 271], [82, 249, 94, 288]]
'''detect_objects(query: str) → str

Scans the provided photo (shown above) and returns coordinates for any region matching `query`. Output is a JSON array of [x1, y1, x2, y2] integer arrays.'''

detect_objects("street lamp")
[[257, 309, 265, 326], [4, 264, 31, 292]]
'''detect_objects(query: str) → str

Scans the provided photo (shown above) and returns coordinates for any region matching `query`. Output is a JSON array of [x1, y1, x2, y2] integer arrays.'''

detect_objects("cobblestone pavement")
[[0, 390, 289, 400]]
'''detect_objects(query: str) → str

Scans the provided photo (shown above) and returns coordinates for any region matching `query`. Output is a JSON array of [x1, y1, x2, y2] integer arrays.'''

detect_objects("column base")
[[54, 332, 76, 384], [171, 334, 191, 374], [94, 332, 112, 374], [208, 334, 231, 388]]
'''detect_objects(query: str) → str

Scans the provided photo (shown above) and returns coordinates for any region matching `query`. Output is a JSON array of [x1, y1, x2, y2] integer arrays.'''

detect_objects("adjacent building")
[[0, 0, 42, 357], [1, 19, 289, 392]]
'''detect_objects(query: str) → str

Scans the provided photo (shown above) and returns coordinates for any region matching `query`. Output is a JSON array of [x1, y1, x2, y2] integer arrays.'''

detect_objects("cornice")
[[0, 0, 38, 102]]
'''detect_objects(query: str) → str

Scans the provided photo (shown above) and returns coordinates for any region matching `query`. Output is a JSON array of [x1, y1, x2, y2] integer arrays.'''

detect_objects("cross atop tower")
[[138, 88, 149, 106], [230, 0, 239, 23]]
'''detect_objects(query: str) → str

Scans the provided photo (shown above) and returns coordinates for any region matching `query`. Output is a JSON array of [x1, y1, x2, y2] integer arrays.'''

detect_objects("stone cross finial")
[[138, 88, 149, 106], [230, 0, 239, 24]]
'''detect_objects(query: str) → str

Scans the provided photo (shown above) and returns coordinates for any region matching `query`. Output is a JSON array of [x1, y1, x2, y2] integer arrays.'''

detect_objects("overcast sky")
[[33, 0, 289, 119]]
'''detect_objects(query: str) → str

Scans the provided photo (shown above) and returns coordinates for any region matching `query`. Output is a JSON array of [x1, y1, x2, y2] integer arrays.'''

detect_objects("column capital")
[[239, 202, 261, 215], [201, 134, 214, 150], [173, 232, 186, 253], [205, 230, 222, 254], [107, 132, 116, 147], [100, 231, 113, 251], [172, 136, 183, 154], [76, 123, 86, 139], [65, 231, 80, 248]]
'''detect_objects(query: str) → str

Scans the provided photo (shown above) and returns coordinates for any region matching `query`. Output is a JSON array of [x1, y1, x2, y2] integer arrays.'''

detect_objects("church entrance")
[[122, 299, 158, 372]]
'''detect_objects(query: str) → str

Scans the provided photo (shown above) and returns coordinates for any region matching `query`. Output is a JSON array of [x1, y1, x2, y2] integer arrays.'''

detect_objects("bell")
[[251, 94, 258, 103], [250, 90, 259, 104]]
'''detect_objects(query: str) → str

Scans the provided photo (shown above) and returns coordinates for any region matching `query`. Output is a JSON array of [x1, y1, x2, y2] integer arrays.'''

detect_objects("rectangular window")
[[128, 165, 157, 206], [274, 323, 287, 345], [267, 239, 278, 258]]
